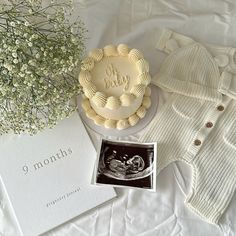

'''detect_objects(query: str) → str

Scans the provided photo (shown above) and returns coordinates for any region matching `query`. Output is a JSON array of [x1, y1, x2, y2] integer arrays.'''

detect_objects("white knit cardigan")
[[139, 29, 236, 224]]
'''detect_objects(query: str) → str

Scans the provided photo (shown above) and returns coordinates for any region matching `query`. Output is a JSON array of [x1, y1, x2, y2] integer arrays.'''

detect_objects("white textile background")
[[1, 0, 236, 235]]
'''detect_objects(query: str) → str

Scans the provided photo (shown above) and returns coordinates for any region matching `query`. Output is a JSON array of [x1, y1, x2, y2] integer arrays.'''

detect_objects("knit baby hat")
[[154, 43, 222, 102]]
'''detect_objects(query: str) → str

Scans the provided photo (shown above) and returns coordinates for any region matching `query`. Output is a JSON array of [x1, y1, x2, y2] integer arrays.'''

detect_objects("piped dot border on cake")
[[78, 44, 151, 110], [81, 91, 152, 130]]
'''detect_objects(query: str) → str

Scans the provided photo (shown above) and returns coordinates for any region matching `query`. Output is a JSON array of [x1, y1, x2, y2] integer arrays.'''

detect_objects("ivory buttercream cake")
[[79, 44, 151, 130]]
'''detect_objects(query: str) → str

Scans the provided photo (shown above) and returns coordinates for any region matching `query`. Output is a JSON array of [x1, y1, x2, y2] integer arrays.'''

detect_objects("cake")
[[79, 44, 151, 130]]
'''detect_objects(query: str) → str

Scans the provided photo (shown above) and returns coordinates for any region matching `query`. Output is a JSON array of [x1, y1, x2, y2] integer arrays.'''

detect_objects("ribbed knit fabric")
[[219, 71, 236, 100], [156, 40, 222, 102], [139, 29, 236, 224]]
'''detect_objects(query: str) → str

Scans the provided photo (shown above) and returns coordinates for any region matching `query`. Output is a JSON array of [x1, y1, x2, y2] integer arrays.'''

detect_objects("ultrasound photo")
[[93, 139, 157, 191]]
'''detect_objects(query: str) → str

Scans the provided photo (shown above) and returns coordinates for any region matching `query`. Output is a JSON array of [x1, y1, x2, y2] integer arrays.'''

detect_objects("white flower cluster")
[[0, 0, 86, 134]]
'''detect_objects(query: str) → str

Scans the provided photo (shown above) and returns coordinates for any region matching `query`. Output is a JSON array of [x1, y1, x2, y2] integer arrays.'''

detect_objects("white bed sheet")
[[1, 0, 236, 235]]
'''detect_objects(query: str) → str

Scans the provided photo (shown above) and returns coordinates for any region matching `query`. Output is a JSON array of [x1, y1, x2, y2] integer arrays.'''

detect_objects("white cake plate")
[[77, 84, 159, 137]]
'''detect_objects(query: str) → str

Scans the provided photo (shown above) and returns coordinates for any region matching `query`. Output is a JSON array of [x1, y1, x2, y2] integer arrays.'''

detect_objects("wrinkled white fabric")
[[1, 0, 236, 235]]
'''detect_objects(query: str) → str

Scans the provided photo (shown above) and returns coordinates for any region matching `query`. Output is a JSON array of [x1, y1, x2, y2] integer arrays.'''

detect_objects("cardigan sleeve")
[[156, 28, 195, 54], [219, 70, 236, 100]]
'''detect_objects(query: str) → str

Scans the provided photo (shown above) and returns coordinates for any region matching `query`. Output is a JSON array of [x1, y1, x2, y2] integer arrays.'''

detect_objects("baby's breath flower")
[[25, 70, 32, 74], [61, 46, 66, 52], [0, 0, 86, 135], [5, 63, 13, 71], [24, 21, 30, 27], [35, 53, 40, 59], [19, 72, 25, 77], [21, 64, 28, 71], [12, 52, 17, 58], [10, 22, 16, 27]]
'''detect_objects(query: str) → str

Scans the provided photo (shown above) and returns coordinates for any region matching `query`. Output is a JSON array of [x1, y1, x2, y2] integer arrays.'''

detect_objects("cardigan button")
[[205, 122, 213, 128], [217, 105, 224, 111], [194, 139, 201, 146]]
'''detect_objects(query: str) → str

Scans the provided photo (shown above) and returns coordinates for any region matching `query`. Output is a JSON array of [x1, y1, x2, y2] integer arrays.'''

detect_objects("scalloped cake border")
[[78, 44, 151, 110], [81, 92, 152, 130]]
